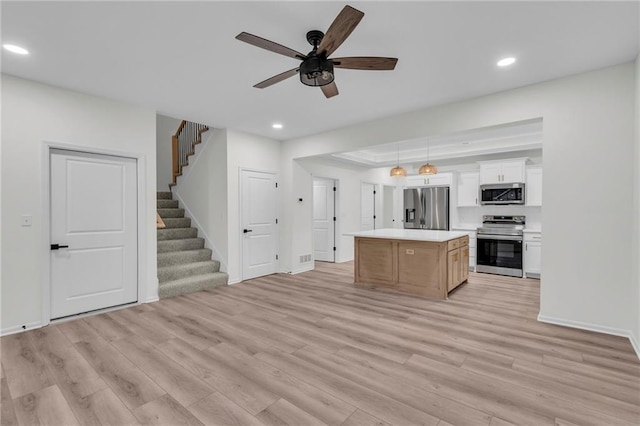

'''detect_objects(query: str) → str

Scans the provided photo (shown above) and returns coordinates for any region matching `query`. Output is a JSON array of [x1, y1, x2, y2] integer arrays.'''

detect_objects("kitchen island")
[[346, 229, 470, 299]]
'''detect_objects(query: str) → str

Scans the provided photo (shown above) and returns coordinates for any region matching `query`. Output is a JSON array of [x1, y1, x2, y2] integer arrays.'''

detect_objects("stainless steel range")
[[476, 215, 525, 277]]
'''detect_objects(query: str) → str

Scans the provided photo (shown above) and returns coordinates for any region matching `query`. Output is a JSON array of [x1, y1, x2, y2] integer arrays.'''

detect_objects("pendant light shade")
[[418, 138, 438, 175], [418, 163, 438, 175], [390, 144, 407, 177], [390, 166, 407, 177]]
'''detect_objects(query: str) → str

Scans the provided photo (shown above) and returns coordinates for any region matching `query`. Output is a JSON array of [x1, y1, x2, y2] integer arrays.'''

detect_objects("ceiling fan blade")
[[236, 32, 306, 60], [321, 81, 339, 98], [317, 5, 364, 57], [254, 68, 299, 89], [333, 57, 398, 70]]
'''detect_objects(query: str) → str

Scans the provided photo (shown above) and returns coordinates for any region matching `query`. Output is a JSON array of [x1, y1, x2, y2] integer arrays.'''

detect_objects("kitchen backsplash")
[[455, 205, 541, 230]]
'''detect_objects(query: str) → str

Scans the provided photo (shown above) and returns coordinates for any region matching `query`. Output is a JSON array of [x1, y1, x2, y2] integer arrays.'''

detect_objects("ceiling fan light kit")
[[236, 5, 397, 98], [299, 33, 335, 87]]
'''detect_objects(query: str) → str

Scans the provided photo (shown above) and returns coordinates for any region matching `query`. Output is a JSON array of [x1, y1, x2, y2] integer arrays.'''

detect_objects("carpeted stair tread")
[[157, 238, 204, 253], [157, 208, 185, 218], [158, 260, 221, 283], [158, 273, 228, 299], [157, 248, 213, 267], [157, 199, 179, 208], [161, 218, 191, 228], [157, 227, 198, 241], [156, 189, 228, 299]]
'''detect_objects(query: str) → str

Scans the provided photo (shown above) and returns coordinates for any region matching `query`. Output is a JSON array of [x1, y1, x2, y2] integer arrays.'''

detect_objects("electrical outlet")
[[21, 215, 32, 227]]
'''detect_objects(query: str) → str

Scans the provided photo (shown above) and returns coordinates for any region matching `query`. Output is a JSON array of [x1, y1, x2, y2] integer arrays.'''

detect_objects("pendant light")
[[418, 137, 438, 175], [390, 144, 407, 177]]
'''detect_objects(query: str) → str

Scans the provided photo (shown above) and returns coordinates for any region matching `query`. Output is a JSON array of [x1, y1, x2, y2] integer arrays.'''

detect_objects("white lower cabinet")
[[524, 232, 542, 278]]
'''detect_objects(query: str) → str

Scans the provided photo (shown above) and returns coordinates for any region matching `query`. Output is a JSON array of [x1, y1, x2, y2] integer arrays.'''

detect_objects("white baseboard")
[[1, 321, 43, 337], [629, 332, 640, 359], [228, 278, 242, 285], [290, 264, 314, 275], [145, 296, 159, 304], [538, 313, 640, 359]]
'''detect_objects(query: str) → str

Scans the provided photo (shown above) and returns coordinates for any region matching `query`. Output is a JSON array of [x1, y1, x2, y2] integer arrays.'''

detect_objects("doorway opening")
[[313, 177, 337, 262]]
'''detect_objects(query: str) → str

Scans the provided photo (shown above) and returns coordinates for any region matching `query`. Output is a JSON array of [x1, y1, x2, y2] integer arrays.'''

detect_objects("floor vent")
[[299, 254, 312, 263]]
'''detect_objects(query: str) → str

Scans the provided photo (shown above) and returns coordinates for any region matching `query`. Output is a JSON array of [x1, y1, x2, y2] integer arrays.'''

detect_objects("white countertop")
[[345, 228, 469, 242]]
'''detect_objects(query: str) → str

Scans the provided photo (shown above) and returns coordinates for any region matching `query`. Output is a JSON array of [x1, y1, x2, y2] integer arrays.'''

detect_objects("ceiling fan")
[[236, 5, 398, 99]]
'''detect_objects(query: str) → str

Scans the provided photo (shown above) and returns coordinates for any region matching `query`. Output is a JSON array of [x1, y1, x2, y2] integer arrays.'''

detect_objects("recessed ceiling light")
[[272, 123, 283, 129], [497, 57, 516, 67], [3, 44, 29, 55]]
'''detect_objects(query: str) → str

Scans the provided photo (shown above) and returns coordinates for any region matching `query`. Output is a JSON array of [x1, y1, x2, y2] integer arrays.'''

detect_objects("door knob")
[[243, 229, 253, 233], [50, 244, 69, 250]]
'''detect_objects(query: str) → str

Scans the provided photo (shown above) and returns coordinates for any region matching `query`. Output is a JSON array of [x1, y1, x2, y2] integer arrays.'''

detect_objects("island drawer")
[[447, 236, 469, 251]]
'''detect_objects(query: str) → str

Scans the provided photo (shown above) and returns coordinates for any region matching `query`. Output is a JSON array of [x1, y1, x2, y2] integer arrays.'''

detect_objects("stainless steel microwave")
[[480, 183, 525, 205]]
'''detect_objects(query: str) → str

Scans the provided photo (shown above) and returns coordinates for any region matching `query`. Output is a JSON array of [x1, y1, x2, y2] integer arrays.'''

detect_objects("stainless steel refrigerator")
[[403, 186, 450, 230]]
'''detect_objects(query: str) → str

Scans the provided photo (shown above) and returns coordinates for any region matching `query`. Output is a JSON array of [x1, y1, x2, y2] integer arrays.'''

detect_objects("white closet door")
[[50, 149, 138, 319]]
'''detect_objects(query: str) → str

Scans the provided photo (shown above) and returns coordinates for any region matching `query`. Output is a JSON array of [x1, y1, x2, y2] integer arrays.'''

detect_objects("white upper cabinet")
[[405, 173, 452, 187], [478, 159, 527, 184], [457, 172, 479, 206], [526, 166, 543, 206]]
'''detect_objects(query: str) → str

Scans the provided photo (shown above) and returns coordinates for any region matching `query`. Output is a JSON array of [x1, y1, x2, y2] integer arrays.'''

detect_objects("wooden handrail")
[[171, 120, 209, 187]]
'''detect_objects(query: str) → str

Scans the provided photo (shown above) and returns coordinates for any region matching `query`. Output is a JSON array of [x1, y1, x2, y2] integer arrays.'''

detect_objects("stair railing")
[[171, 120, 209, 186]]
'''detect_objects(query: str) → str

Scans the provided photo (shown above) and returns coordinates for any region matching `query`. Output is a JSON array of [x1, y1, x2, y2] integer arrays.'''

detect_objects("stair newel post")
[[172, 135, 179, 182]]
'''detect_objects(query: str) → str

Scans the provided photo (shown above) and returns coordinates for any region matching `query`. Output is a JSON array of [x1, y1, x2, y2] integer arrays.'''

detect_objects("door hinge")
[[373, 215, 376, 219], [373, 190, 377, 194], [275, 218, 278, 224], [275, 182, 278, 188], [333, 247, 336, 251], [333, 217, 336, 221], [276, 254, 279, 260], [333, 187, 336, 191]]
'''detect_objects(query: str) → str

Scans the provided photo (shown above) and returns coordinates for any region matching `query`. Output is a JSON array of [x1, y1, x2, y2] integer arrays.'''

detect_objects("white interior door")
[[360, 183, 376, 230], [241, 170, 278, 280], [50, 149, 138, 319], [383, 185, 396, 228], [313, 178, 335, 262]]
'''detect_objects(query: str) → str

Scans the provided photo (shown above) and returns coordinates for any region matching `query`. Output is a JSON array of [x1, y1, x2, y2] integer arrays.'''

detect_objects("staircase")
[[156, 191, 228, 299]]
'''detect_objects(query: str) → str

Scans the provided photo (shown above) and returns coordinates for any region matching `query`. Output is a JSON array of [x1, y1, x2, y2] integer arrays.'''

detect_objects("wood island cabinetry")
[[351, 229, 469, 299]]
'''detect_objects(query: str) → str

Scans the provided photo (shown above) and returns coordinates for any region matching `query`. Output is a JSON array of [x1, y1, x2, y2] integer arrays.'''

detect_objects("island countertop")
[[345, 228, 469, 243]]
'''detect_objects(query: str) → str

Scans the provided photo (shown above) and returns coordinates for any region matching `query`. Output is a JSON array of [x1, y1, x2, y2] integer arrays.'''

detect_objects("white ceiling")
[[2, 1, 638, 147], [327, 118, 543, 169]]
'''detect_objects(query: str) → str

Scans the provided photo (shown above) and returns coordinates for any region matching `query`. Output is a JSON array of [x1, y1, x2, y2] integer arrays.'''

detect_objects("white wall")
[[1, 74, 157, 333], [227, 129, 281, 283], [297, 159, 396, 264], [156, 114, 182, 191], [175, 128, 228, 274], [175, 128, 280, 284], [281, 62, 637, 343]]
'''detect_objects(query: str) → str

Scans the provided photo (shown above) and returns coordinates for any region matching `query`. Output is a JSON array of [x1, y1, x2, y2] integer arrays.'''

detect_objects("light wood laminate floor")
[[2, 262, 639, 425]]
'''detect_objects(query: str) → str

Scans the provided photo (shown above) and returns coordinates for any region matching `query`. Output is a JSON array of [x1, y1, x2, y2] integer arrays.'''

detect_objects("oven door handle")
[[477, 234, 523, 241]]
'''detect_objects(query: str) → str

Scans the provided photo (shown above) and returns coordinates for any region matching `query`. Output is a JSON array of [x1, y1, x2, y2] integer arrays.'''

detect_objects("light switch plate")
[[21, 215, 32, 227]]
